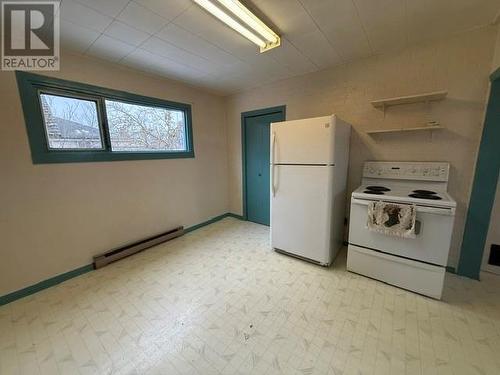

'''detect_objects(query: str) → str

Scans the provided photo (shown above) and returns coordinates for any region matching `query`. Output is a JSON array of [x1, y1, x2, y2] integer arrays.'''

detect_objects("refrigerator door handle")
[[272, 132, 277, 197], [272, 131, 277, 165], [271, 132, 276, 197], [272, 165, 276, 197]]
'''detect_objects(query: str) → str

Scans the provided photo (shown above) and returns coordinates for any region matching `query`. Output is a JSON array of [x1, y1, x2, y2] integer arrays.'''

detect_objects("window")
[[40, 93, 103, 150], [105, 99, 186, 152], [16, 72, 194, 164]]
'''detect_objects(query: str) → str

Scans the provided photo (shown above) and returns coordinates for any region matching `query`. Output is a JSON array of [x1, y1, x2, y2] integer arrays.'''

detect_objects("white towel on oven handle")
[[367, 201, 417, 239]]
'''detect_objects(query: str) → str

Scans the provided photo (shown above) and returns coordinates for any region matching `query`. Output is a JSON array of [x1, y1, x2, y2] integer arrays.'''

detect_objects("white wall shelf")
[[371, 91, 448, 109], [366, 125, 444, 135]]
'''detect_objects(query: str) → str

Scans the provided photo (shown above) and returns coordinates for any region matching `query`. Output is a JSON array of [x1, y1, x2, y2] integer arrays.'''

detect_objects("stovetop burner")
[[354, 183, 453, 205], [412, 189, 437, 195], [365, 186, 391, 192], [408, 193, 442, 200]]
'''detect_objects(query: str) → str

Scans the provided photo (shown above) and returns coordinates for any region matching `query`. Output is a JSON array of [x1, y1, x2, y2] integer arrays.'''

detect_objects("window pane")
[[105, 99, 187, 152], [39, 93, 103, 150]]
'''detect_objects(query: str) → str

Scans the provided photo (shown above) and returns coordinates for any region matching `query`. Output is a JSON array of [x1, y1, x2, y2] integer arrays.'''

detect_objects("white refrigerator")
[[270, 115, 351, 266]]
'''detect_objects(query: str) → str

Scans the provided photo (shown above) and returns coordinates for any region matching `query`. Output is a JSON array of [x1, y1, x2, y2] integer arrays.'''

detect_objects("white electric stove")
[[347, 161, 456, 299]]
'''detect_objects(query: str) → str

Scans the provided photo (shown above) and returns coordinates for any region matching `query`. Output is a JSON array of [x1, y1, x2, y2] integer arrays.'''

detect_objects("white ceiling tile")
[[218, 57, 294, 87], [74, 0, 130, 17], [123, 48, 206, 81], [61, 0, 113, 33], [104, 21, 150, 47], [60, 20, 100, 53], [299, 0, 372, 61], [135, 0, 191, 21], [58, 0, 500, 94], [406, 0, 500, 44], [86, 35, 136, 62], [156, 24, 241, 66], [198, 74, 262, 93], [120, 48, 160, 71], [353, 0, 406, 53], [208, 61, 252, 77], [266, 38, 316, 75], [252, 0, 317, 35], [287, 30, 343, 69], [117, 1, 168, 34], [141, 37, 215, 74], [251, 1, 343, 68]]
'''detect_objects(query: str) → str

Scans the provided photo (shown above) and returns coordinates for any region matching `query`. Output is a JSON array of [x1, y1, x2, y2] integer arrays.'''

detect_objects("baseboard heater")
[[93, 226, 184, 269]]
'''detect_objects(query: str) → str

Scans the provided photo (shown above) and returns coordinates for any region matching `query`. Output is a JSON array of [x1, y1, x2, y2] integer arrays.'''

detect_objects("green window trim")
[[15, 71, 195, 164]]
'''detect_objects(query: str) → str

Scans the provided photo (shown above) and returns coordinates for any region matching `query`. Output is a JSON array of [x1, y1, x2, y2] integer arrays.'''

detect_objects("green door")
[[244, 110, 284, 225], [458, 74, 500, 278]]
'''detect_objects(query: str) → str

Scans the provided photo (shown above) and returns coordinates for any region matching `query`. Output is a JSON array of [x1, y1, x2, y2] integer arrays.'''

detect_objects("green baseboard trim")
[[226, 213, 244, 220], [0, 264, 94, 306], [0, 213, 245, 307], [185, 212, 244, 233], [446, 266, 456, 274]]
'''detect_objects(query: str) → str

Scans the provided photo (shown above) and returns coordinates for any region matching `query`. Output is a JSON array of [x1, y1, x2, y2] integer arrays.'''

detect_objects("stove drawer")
[[348, 198, 455, 266], [347, 244, 445, 299]]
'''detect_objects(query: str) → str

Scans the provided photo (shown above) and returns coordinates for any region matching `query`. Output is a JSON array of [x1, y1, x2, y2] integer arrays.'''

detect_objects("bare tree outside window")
[[21, 72, 194, 163], [105, 99, 187, 152], [39, 93, 103, 149]]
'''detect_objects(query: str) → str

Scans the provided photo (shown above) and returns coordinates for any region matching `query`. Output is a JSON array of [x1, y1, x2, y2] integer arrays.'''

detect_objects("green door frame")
[[241, 105, 286, 220], [457, 68, 500, 279]]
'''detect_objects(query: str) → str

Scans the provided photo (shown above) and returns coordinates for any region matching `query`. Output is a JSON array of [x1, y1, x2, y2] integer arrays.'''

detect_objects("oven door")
[[348, 198, 455, 266]]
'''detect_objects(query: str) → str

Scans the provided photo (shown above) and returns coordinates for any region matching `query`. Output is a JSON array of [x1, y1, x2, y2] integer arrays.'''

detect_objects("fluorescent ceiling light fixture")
[[216, 0, 279, 44], [193, 0, 280, 53]]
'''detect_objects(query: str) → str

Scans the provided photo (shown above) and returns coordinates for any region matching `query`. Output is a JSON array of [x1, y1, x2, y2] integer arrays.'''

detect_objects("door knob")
[[258, 173, 262, 177]]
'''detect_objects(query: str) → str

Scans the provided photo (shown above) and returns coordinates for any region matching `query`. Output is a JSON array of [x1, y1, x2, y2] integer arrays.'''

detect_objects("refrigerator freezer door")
[[271, 116, 334, 165], [271, 165, 333, 265]]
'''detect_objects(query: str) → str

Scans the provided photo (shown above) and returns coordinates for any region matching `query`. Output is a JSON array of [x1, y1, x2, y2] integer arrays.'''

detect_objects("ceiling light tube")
[[193, 0, 280, 53], [193, 0, 265, 48], [215, 0, 279, 44]]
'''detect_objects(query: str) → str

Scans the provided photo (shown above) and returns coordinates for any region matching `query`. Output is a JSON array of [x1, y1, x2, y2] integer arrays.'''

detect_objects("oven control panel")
[[363, 162, 450, 181]]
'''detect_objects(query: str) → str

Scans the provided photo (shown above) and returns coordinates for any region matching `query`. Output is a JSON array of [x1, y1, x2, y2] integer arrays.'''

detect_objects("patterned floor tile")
[[1, 218, 499, 374]]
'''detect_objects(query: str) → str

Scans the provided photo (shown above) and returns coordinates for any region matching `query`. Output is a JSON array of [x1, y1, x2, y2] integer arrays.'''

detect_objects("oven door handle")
[[351, 198, 455, 216]]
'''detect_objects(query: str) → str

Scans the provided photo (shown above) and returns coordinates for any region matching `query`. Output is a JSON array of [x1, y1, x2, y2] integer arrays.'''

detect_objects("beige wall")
[[0, 51, 228, 296], [225, 27, 497, 267], [492, 24, 500, 71]]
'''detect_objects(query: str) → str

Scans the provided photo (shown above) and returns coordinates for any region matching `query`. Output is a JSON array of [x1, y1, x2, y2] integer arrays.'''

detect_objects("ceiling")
[[59, 0, 500, 95]]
